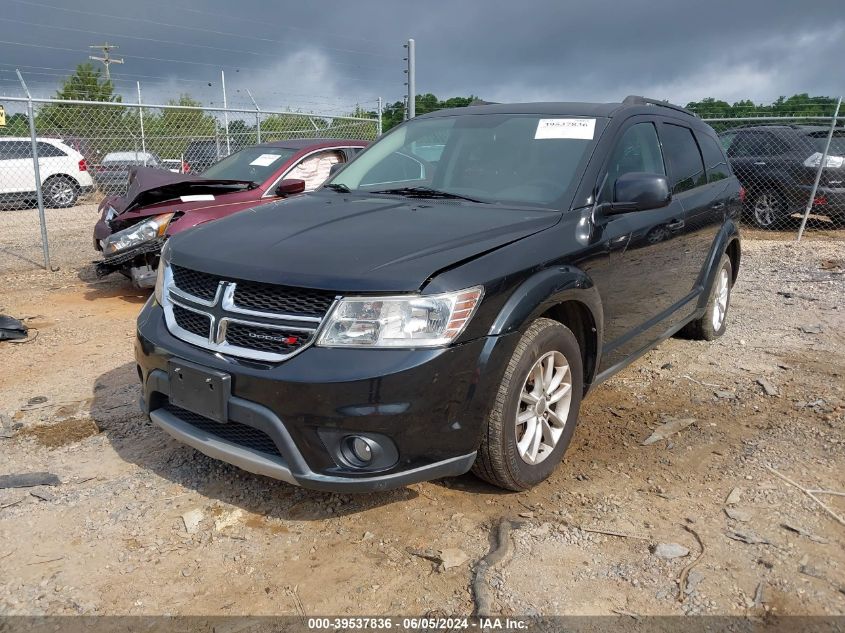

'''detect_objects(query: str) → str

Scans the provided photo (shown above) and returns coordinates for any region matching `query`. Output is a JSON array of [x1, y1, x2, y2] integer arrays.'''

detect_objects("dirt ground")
[[0, 203, 844, 617]]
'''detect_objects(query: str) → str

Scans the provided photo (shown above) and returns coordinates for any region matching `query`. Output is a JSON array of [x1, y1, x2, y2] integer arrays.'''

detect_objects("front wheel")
[[749, 189, 785, 229], [472, 318, 584, 491]]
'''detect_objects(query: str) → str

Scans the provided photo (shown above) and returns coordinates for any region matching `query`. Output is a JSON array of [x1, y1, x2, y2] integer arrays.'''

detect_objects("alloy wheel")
[[515, 351, 572, 465], [753, 193, 779, 228], [711, 267, 729, 331], [49, 180, 75, 206]]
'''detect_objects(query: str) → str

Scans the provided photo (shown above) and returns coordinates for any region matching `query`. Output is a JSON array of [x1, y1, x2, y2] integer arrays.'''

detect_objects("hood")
[[167, 192, 560, 292], [110, 166, 255, 214]]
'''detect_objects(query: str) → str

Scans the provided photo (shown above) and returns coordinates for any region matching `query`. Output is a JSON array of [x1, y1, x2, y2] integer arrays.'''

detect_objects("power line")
[[88, 42, 123, 80], [7, 0, 392, 60]]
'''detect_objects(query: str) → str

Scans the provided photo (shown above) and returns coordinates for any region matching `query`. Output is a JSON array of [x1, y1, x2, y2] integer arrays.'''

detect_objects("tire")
[[44, 175, 79, 208], [748, 188, 785, 230], [472, 318, 584, 491], [681, 255, 733, 341]]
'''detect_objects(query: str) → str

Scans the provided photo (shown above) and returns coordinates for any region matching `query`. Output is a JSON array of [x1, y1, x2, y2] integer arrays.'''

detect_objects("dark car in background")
[[93, 151, 165, 195], [720, 125, 845, 228], [94, 139, 367, 287], [183, 139, 232, 173], [135, 96, 742, 492]]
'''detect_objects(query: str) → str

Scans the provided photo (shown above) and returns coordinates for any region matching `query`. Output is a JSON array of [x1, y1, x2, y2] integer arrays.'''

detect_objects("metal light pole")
[[246, 89, 261, 143], [404, 39, 416, 120], [221, 70, 231, 155], [137, 81, 147, 165], [377, 96, 383, 137]]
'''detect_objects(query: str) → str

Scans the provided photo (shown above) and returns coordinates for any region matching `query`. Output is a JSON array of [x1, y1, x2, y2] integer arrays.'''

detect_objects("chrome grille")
[[163, 263, 335, 362]]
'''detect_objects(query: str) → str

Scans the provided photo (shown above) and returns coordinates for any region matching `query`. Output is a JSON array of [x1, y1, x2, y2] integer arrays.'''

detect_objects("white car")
[[0, 137, 94, 208]]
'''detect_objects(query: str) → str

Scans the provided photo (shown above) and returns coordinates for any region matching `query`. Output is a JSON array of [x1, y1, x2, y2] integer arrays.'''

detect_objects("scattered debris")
[[0, 472, 61, 489], [714, 390, 737, 400], [724, 507, 752, 522], [579, 526, 650, 541], [725, 487, 743, 506], [756, 377, 779, 397], [611, 608, 640, 620], [766, 466, 845, 527], [799, 562, 826, 580], [799, 324, 822, 334], [181, 508, 204, 534], [362, 531, 375, 541], [753, 581, 765, 607], [438, 548, 469, 570], [677, 525, 705, 603], [0, 498, 24, 511], [641, 417, 696, 445], [473, 518, 518, 617], [780, 522, 829, 544], [30, 490, 55, 502], [27, 396, 47, 406], [653, 543, 689, 559], [682, 375, 721, 388], [684, 569, 704, 596], [725, 529, 770, 545], [518, 511, 534, 519], [285, 585, 307, 620], [0, 315, 28, 341], [213, 508, 243, 532]]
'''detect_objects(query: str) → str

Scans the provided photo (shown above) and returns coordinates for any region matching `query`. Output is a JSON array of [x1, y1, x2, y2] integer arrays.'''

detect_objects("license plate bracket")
[[168, 359, 231, 423]]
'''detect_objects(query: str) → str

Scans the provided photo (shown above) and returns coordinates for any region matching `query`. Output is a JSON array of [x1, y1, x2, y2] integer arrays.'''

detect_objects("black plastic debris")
[[0, 472, 61, 489], [0, 315, 28, 341]]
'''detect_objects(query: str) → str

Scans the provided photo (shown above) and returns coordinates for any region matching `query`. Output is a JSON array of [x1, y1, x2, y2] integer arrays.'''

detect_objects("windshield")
[[202, 146, 297, 183], [328, 113, 601, 207], [811, 133, 845, 156]]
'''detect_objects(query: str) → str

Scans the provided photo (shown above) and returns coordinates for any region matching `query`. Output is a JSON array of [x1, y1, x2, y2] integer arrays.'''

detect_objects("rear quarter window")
[[36, 142, 67, 158]]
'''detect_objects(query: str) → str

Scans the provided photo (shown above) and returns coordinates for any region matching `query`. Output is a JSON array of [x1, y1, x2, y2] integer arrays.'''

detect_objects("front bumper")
[[135, 299, 517, 492]]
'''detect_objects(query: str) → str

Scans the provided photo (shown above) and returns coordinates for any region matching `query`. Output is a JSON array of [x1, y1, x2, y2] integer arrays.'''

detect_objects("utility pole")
[[89, 43, 123, 80], [403, 38, 415, 120]]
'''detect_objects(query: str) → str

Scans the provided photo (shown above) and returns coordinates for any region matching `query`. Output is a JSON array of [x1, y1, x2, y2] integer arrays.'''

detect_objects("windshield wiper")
[[369, 186, 485, 203], [323, 183, 351, 193]]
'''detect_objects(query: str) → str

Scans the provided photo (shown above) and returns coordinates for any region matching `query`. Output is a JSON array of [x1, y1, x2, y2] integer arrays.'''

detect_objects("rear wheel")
[[749, 189, 785, 229], [681, 255, 733, 341], [44, 175, 79, 208], [472, 318, 584, 491]]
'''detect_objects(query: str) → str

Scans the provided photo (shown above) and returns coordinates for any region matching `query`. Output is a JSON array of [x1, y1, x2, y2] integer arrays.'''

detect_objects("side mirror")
[[605, 172, 671, 214], [274, 179, 306, 197], [328, 162, 344, 177]]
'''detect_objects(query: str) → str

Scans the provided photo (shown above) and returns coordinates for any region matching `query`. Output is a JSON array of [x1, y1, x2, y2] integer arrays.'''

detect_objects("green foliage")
[[0, 112, 30, 137], [380, 93, 480, 132], [686, 94, 840, 119]]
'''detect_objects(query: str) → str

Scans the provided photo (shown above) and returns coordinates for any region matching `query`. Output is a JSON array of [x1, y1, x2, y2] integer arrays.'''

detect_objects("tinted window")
[[37, 142, 67, 157], [599, 122, 664, 203], [729, 131, 782, 157], [696, 133, 730, 182], [0, 141, 32, 160], [807, 131, 845, 155], [661, 124, 706, 193]]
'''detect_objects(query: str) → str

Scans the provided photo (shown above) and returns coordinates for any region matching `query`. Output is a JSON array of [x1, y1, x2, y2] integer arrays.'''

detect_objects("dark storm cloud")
[[2, 0, 843, 111]]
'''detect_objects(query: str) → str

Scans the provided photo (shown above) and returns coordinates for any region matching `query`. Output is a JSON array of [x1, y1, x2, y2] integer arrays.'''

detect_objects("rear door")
[[0, 141, 36, 195]]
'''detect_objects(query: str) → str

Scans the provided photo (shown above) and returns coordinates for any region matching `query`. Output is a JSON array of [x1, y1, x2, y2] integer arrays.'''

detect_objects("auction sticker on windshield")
[[250, 153, 283, 167], [535, 118, 596, 140]]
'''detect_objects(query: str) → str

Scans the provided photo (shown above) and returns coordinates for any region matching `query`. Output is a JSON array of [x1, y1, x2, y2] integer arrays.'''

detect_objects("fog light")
[[349, 436, 373, 463]]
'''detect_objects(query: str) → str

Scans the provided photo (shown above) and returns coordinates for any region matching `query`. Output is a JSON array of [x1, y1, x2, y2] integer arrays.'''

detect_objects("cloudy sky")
[[1, 0, 842, 114]]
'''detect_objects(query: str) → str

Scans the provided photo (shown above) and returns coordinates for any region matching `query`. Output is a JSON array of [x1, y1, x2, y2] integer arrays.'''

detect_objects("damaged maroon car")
[[93, 139, 367, 287]]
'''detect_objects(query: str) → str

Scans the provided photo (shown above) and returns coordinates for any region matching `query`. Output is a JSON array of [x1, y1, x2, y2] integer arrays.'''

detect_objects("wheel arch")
[[43, 172, 81, 189], [488, 267, 603, 389]]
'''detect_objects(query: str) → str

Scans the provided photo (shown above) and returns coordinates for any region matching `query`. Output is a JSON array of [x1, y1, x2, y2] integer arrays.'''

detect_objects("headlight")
[[317, 286, 484, 349], [154, 242, 171, 305], [103, 213, 173, 255]]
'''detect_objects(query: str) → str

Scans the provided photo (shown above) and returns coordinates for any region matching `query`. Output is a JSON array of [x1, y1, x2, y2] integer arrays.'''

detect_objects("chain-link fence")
[[0, 94, 379, 269], [698, 101, 844, 235]]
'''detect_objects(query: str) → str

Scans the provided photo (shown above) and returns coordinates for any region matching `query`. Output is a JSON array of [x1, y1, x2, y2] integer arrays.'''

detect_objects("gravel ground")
[[0, 206, 843, 617]]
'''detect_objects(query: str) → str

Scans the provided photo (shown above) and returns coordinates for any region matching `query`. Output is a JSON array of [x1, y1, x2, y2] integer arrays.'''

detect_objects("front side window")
[[201, 146, 297, 183], [598, 122, 664, 203], [329, 114, 601, 207], [661, 124, 706, 193]]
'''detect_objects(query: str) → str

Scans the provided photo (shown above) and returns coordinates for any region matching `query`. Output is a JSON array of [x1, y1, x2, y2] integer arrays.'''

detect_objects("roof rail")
[[622, 95, 698, 118]]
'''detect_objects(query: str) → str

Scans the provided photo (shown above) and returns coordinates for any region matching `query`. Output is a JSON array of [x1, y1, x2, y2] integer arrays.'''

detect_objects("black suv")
[[135, 96, 742, 492], [719, 124, 845, 228]]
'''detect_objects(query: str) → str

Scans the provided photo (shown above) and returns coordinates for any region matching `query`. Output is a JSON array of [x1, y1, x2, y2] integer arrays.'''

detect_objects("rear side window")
[[0, 141, 32, 160], [729, 131, 784, 157], [661, 124, 706, 193], [696, 133, 730, 182], [598, 122, 664, 203], [36, 142, 67, 157]]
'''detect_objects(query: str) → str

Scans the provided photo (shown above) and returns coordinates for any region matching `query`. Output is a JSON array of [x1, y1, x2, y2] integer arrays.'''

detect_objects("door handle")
[[667, 219, 685, 230], [711, 202, 725, 210], [753, 161, 766, 166]]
